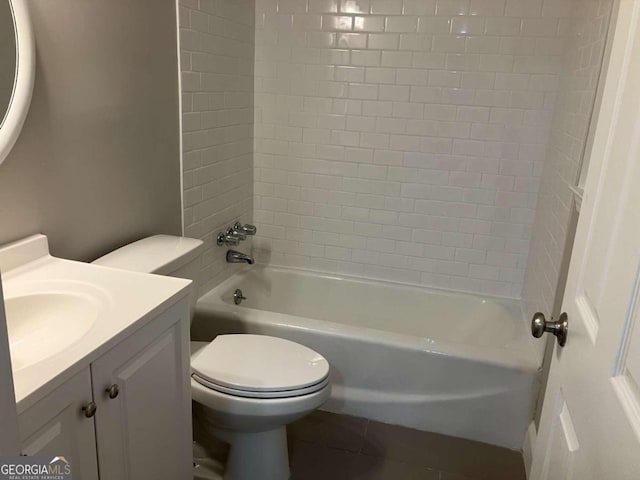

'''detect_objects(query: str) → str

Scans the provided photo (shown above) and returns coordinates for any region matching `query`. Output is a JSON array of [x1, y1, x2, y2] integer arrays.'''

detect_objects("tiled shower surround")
[[252, 0, 572, 297], [523, 0, 613, 323], [180, 0, 255, 294]]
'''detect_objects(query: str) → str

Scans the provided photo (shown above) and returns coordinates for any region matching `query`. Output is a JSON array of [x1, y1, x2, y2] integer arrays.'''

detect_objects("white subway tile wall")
[[180, 0, 255, 294], [522, 0, 613, 328], [253, 0, 571, 297]]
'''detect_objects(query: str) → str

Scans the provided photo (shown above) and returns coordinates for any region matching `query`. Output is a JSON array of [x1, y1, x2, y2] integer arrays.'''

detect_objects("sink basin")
[[0, 234, 189, 408], [5, 291, 101, 371]]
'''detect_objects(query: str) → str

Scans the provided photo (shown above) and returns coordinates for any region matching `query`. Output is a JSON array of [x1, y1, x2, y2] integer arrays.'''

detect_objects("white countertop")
[[0, 235, 191, 413]]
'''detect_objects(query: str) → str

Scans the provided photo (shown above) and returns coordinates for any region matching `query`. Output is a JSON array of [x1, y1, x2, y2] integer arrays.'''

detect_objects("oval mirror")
[[0, 0, 34, 166]]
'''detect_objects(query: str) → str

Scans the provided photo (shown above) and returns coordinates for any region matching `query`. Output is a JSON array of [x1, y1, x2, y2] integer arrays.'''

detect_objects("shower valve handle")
[[217, 232, 240, 247], [228, 227, 246, 240], [234, 222, 257, 236]]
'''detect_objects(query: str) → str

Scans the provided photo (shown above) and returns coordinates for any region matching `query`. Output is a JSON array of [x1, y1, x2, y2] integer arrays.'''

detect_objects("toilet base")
[[190, 374, 331, 480], [219, 427, 290, 480]]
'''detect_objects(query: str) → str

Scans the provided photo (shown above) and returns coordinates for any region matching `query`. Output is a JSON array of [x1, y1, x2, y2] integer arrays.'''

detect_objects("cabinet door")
[[19, 368, 99, 480], [91, 301, 192, 480]]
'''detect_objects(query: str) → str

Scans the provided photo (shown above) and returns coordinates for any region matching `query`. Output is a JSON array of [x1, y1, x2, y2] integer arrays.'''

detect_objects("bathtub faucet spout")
[[226, 249, 255, 265]]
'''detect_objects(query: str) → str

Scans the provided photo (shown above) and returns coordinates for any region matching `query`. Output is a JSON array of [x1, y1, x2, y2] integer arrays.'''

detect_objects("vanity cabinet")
[[18, 299, 192, 480]]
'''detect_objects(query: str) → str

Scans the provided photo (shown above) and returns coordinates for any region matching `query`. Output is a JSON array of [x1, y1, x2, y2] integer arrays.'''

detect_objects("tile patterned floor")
[[287, 411, 526, 480], [193, 410, 526, 480]]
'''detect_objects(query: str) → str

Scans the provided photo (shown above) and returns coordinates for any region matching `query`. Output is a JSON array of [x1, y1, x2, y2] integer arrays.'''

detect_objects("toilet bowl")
[[92, 235, 331, 480], [191, 336, 330, 480]]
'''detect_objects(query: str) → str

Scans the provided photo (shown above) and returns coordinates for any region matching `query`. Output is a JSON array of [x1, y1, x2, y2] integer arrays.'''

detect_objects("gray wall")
[[0, 0, 15, 124], [0, 0, 182, 261]]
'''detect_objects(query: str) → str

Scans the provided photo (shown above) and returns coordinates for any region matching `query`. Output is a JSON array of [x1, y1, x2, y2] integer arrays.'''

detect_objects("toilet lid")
[[191, 335, 330, 393]]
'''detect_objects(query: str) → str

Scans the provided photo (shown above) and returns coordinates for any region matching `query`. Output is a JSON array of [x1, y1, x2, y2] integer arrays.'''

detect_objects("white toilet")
[[93, 235, 331, 480]]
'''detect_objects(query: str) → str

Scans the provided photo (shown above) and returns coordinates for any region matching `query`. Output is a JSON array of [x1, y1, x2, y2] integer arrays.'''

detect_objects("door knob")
[[82, 401, 97, 418], [106, 384, 120, 399], [531, 312, 568, 347]]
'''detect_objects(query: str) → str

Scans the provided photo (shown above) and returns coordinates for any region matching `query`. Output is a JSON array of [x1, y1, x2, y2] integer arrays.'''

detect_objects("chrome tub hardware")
[[228, 227, 246, 241], [233, 222, 257, 236], [217, 232, 240, 247], [226, 250, 254, 265], [531, 312, 568, 347], [216, 222, 256, 247], [233, 289, 246, 305]]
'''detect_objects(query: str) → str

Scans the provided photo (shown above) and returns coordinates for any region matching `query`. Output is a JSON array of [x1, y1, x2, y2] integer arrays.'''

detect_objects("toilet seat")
[[192, 373, 330, 399], [191, 335, 330, 399]]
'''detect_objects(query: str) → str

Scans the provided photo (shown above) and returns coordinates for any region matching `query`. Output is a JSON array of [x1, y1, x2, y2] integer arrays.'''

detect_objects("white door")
[[19, 368, 99, 480], [530, 0, 640, 478], [0, 275, 19, 455], [90, 308, 192, 480]]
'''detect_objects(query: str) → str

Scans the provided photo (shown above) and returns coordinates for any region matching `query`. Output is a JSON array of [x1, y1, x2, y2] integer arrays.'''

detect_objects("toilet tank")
[[92, 235, 204, 318]]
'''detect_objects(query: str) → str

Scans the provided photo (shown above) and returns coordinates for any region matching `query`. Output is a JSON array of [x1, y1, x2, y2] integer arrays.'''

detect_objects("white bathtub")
[[191, 266, 539, 450]]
